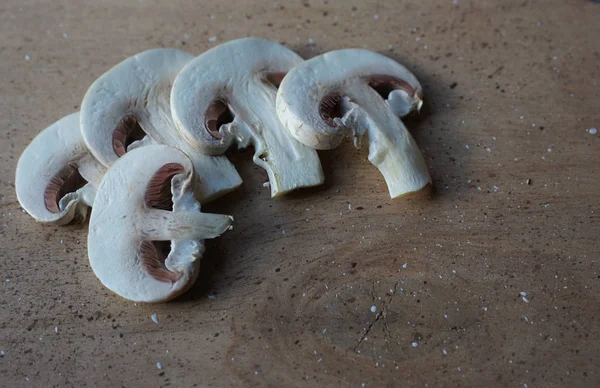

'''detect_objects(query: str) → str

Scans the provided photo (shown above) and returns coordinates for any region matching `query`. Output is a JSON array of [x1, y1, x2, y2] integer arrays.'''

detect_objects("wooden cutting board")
[[1, 0, 598, 386]]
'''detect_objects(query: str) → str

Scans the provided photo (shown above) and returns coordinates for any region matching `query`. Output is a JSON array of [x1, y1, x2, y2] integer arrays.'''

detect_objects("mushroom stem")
[[339, 84, 431, 198], [227, 84, 324, 197], [142, 209, 233, 241]]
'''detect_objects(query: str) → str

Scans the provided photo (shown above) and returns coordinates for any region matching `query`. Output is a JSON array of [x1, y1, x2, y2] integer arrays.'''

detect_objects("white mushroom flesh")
[[170, 38, 324, 197], [276, 49, 431, 198], [15, 112, 105, 225], [88, 144, 233, 303], [80, 48, 242, 203]]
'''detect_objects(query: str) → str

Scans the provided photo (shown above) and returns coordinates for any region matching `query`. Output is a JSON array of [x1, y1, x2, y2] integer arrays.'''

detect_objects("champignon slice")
[[80, 48, 242, 203], [170, 38, 324, 197], [15, 112, 106, 225], [88, 144, 233, 303], [276, 49, 432, 199]]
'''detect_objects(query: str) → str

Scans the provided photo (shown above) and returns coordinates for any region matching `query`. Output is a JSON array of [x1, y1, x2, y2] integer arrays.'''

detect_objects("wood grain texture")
[[1, 0, 599, 386]]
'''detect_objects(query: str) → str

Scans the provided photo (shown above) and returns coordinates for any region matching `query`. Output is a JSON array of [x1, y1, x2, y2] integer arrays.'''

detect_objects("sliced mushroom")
[[15, 112, 105, 225], [276, 49, 431, 199], [170, 38, 324, 197], [88, 144, 233, 303], [80, 48, 242, 203]]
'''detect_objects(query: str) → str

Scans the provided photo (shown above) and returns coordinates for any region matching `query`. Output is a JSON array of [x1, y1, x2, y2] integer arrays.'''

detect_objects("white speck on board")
[[151, 313, 159, 324], [208, 36, 217, 42], [370, 305, 377, 313], [588, 128, 598, 135], [412, 342, 418, 347], [24, 54, 31, 61], [157, 362, 163, 369]]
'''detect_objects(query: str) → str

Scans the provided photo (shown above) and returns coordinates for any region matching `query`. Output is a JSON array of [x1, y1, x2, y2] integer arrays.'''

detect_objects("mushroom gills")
[[204, 100, 233, 140], [319, 93, 348, 127], [367, 75, 421, 118], [139, 240, 181, 283], [44, 163, 87, 213], [112, 115, 147, 156], [145, 163, 185, 211], [263, 72, 287, 88]]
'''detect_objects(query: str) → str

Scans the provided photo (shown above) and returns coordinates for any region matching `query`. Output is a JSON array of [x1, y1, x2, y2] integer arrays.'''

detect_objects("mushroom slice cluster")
[[15, 39, 436, 304], [276, 49, 432, 199], [16, 112, 105, 225], [171, 38, 325, 197], [80, 48, 242, 203], [88, 145, 233, 303]]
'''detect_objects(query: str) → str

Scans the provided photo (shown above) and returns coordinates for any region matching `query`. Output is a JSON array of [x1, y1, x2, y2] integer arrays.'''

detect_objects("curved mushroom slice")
[[80, 48, 242, 203], [88, 144, 233, 303], [170, 38, 324, 197], [276, 49, 431, 199], [15, 112, 105, 225]]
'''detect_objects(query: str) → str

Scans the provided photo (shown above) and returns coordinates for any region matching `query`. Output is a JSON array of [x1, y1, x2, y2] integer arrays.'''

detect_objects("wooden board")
[[1, 0, 599, 386]]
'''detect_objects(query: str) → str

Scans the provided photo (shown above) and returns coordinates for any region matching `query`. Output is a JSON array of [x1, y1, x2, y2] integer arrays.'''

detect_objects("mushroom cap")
[[276, 49, 423, 149], [80, 48, 194, 167], [88, 144, 231, 303], [15, 112, 103, 225], [171, 37, 303, 154]]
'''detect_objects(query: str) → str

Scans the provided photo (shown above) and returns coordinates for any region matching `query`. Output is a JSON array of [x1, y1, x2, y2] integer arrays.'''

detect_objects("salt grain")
[[151, 313, 159, 324], [411, 342, 418, 347], [370, 305, 377, 313], [24, 54, 31, 61], [157, 362, 163, 369], [588, 128, 598, 135]]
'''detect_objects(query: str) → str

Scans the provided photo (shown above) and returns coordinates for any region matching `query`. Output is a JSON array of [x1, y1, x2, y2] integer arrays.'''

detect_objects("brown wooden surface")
[[1, 0, 599, 387]]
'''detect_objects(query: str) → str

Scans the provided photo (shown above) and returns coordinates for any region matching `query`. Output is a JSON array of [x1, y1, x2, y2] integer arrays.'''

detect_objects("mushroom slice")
[[80, 48, 242, 203], [170, 38, 324, 197], [276, 49, 431, 199], [88, 144, 233, 303], [15, 112, 105, 225]]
